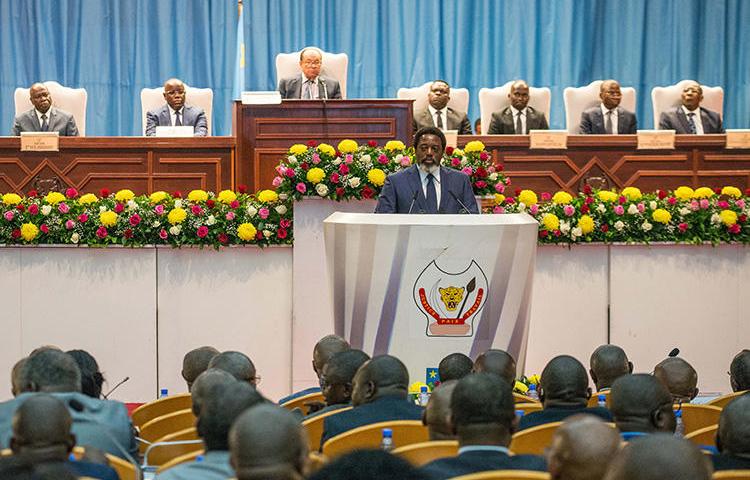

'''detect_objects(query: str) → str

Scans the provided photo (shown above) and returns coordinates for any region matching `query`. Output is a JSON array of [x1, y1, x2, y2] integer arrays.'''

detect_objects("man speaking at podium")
[[375, 127, 479, 214]]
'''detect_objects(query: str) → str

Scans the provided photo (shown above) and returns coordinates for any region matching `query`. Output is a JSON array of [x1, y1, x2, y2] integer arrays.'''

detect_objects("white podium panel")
[[324, 213, 538, 384]]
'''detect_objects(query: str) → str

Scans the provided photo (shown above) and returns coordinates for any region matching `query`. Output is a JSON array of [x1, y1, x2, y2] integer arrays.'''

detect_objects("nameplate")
[[637, 130, 675, 149], [726, 130, 750, 149], [241, 91, 282, 105], [529, 130, 567, 149], [20, 132, 59, 151], [154, 126, 194, 137], [444, 130, 458, 149]]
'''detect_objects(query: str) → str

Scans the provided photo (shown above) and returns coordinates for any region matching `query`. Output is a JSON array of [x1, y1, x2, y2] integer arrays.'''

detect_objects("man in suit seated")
[[730, 349, 750, 392], [375, 127, 479, 214], [608, 374, 676, 441], [308, 450, 423, 480], [712, 393, 750, 471], [422, 380, 458, 441], [305, 349, 370, 420], [605, 434, 712, 480], [438, 353, 473, 383], [320, 355, 423, 446], [182, 345, 219, 391], [208, 351, 260, 388], [653, 357, 699, 404], [589, 344, 633, 392], [412, 80, 472, 134], [546, 415, 621, 480], [419, 373, 546, 479], [277, 47, 342, 100], [518, 355, 612, 431], [579, 80, 637, 134], [473, 349, 516, 386], [659, 82, 724, 134], [12, 83, 79, 136], [145, 78, 208, 136], [487, 80, 548, 134]]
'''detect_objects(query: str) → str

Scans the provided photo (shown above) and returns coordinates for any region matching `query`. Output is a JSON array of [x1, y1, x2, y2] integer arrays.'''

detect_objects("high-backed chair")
[[651, 79, 724, 129], [587, 391, 611, 407], [275, 48, 349, 99], [302, 406, 353, 452], [143, 426, 203, 466], [707, 391, 748, 409], [513, 392, 540, 404], [131, 392, 193, 430], [452, 471, 551, 480], [397, 82, 470, 116], [515, 403, 543, 416], [685, 424, 718, 448], [71, 446, 137, 480], [392, 440, 459, 467], [563, 80, 636, 133], [155, 449, 204, 474], [676, 404, 722, 435], [281, 390, 326, 416], [712, 472, 750, 480], [138, 409, 197, 454], [321, 420, 429, 458], [479, 82, 551, 134], [14, 81, 88, 136], [140, 85, 213, 135], [509, 421, 563, 455]]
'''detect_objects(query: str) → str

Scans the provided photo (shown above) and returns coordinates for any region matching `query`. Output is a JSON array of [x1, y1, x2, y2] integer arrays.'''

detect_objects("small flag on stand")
[[426, 367, 440, 389]]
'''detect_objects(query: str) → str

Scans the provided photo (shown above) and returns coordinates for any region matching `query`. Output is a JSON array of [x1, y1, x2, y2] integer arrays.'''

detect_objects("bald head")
[[191, 368, 238, 416], [423, 380, 457, 441], [603, 434, 711, 480], [653, 357, 699, 403], [547, 415, 620, 480], [540, 355, 590, 407], [473, 350, 516, 386], [198, 381, 265, 451], [438, 353, 473, 383], [182, 346, 219, 391], [11, 394, 75, 459], [609, 374, 675, 434], [717, 393, 750, 455], [312, 335, 350, 379], [208, 351, 257, 387], [589, 344, 632, 391], [351, 355, 409, 406], [730, 349, 750, 392], [21, 350, 81, 393], [451, 373, 516, 447]]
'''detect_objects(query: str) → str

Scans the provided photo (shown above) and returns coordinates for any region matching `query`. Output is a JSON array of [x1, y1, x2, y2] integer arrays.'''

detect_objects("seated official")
[[658, 82, 724, 134], [609, 374, 676, 441], [653, 357, 699, 404], [589, 344, 633, 392], [422, 380, 458, 441], [182, 346, 219, 391], [487, 80, 548, 134], [546, 415, 621, 480], [579, 80, 637, 134], [145, 78, 208, 136], [438, 353, 473, 383], [278, 47, 342, 100], [473, 349, 516, 386], [207, 350, 260, 388], [712, 393, 750, 471], [308, 450, 423, 480], [305, 349, 370, 420], [605, 434, 712, 480], [374, 127, 479, 214], [279, 335, 350, 406], [730, 349, 750, 392], [412, 80, 472, 134], [12, 83, 79, 136]]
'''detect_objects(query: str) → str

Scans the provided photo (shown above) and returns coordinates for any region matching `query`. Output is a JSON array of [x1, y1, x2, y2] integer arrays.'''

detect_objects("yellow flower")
[[217, 190, 237, 204], [542, 213, 560, 231], [257, 190, 279, 203], [464, 140, 485, 153], [289, 144, 308, 156], [514, 381, 529, 393], [408, 382, 430, 395], [721, 186, 742, 198], [337, 139, 358, 153], [552, 191, 573, 205], [693, 187, 714, 199], [167, 207, 187, 224], [149, 191, 168, 203], [527, 374, 541, 385], [21, 223, 39, 241], [384, 140, 406, 151], [674, 186, 695, 200], [367, 168, 386, 186], [78, 193, 98, 205], [578, 214, 595, 234], [518, 190, 538, 206], [2, 193, 22, 205], [237, 222, 257, 241], [453, 148, 464, 156], [99, 211, 118, 227], [187, 190, 209, 202], [114, 189, 135, 202], [306, 168, 325, 184], [720, 210, 738, 226], [45, 192, 65, 204], [621, 187, 642, 201], [317, 143, 336, 157], [597, 190, 619, 202], [652, 208, 672, 224], [494, 194, 505, 205]]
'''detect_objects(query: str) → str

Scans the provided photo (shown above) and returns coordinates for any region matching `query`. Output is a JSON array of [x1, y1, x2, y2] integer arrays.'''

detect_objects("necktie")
[[175, 110, 182, 126], [605, 110, 613, 134], [426, 174, 438, 213], [435, 110, 443, 129], [304, 80, 314, 99], [41, 114, 48, 132], [687, 112, 697, 134], [516, 111, 523, 134]]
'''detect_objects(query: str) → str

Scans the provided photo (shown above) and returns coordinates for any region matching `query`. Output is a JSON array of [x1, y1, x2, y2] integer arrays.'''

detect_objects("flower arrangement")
[[0, 187, 293, 248], [442, 141, 510, 196], [514, 374, 541, 395]]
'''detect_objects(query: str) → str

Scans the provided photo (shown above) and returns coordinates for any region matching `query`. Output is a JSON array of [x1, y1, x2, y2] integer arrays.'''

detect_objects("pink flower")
[[65, 188, 78, 198], [344, 154, 354, 164], [78, 213, 89, 223], [258, 207, 270, 219], [196, 226, 209, 238], [280, 219, 291, 228], [717, 200, 730, 209], [159, 229, 168, 239], [96, 226, 107, 238], [230, 200, 240, 209], [330, 172, 340, 184], [563, 205, 576, 216], [667, 197, 677, 205], [584, 196, 594, 205], [114, 203, 124, 213], [614, 205, 625, 215], [690, 200, 700, 211], [277, 228, 288, 239], [129, 214, 141, 226], [736, 199, 746, 209], [339, 164, 349, 174], [479, 152, 489, 161], [540, 192, 552, 202], [461, 167, 473, 176], [678, 222, 689, 232], [618, 196, 627, 204], [296, 183, 307, 194], [65, 219, 75, 229], [636, 203, 645, 213], [154, 204, 165, 215], [272, 176, 283, 187], [505, 178, 512, 185], [699, 199, 710, 209], [377, 154, 388, 165], [58, 202, 70, 213], [225, 211, 236, 220], [493, 206, 505, 214], [312, 153, 321, 164], [40, 224, 49, 234], [475, 181, 487, 189], [495, 183, 505, 194], [285, 167, 296, 178], [191, 205, 203, 216], [275, 165, 286, 175], [729, 224, 741, 234], [28, 204, 39, 215], [400, 157, 411, 167], [529, 204, 539, 214], [4, 211, 14, 221], [451, 158, 461, 167]]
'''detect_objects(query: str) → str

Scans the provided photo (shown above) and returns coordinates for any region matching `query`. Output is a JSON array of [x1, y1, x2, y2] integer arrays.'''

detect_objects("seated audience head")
[[321, 349, 370, 407], [351, 354, 410, 406], [599, 80, 623, 110], [589, 344, 632, 391], [307, 449, 424, 480], [197, 381, 265, 452], [451, 372, 516, 447], [230, 404, 308, 480], [473, 349, 517, 385], [162, 78, 187, 111], [11, 358, 27, 397], [422, 380, 457, 441], [182, 346, 219, 391], [10, 394, 75, 460], [716, 393, 750, 456], [603, 434, 712, 480], [609, 374, 675, 434], [730, 349, 750, 392], [191, 368, 238, 416], [312, 334, 350, 381], [28, 83, 52, 115], [508, 80, 530, 111], [20, 349, 81, 393], [653, 356, 699, 403], [438, 353, 473, 383], [680, 82, 704, 111], [299, 47, 324, 81], [66, 349, 104, 398], [547, 414, 621, 480], [208, 350, 259, 387], [539, 355, 591, 408], [428, 80, 451, 111]]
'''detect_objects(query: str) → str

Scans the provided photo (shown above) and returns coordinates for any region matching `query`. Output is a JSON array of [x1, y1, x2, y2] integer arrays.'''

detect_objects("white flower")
[[99, 205, 107, 213], [246, 205, 258, 217], [649, 201, 658, 210], [627, 204, 639, 215], [206, 215, 216, 226], [349, 177, 361, 188], [41, 205, 52, 216], [395, 154, 404, 164], [287, 155, 298, 164], [597, 203, 606, 213], [316, 184, 329, 196], [174, 199, 183, 208], [710, 213, 722, 225], [641, 221, 652, 232], [333, 158, 342, 166], [571, 227, 582, 238], [360, 154, 371, 163], [614, 220, 625, 231], [679, 207, 691, 216], [517, 203, 527, 212], [559, 221, 571, 234], [71, 233, 80, 244], [279, 193, 289, 201], [127, 200, 137, 210], [169, 225, 182, 235], [489, 173, 498, 181], [275, 205, 287, 215], [263, 229, 272, 238], [152, 221, 161, 227]]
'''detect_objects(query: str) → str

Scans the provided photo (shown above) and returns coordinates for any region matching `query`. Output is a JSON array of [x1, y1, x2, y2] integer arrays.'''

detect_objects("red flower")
[[230, 200, 240, 209], [582, 184, 592, 195], [300, 162, 309, 171], [238, 184, 248, 194], [330, 172, 340, 184], [539, 230, 548, 238], [479, 152, 489, 161], [618, 196, 627, 204], [123, 229, 134, 239], [496, 164, 504, 171], [16, 204, 25, 212], [277, 228, 288, 239], [280, 219, 292, 228], [28, 204, 39, 215], [361, 186, 374, 199], [581, 204, 590, 214], [739, 214, 747, 223], [96, 226, 108, 238], [728, 224, 741, 234], [129, 214, 141, 226], [746, 189, 750, 196], [285, 168, 296, 178], [159, 229, 168, 240], [553, 229, 561, 237], [714, 187, 722, 194], [339, 164, 349, 175], [667, 197, 677, 205], [584, 196, 594, 205], [11, 229, 21, 239], [600, 224, 609, 233], [172, 191, 182, 198], [256, 231, 264, 240], [540, 192, 551, 201], [368, 140, 378, 147], [475, 181, 487, 189], [206, 199, 215, 208], [65, 188, 78, 198], [657, 190, 668, 199], [99, 188, 110, 197], [218, 233, 229, 244], [445, 146, 455, 155], [114, 203, 124, 213], [505, 197, 515, 204], [27, 189, 38, 198], [78, 213, 89, 223], [475, 167, 488, 178], [196, 226, 209, 238], [514, 188, 522, 196], [335, 187, 345, 197], [307, 140, 318, 147], [678, 223, 689, 232], [191, 205, 203, 216], [40, 224, 49, 234]]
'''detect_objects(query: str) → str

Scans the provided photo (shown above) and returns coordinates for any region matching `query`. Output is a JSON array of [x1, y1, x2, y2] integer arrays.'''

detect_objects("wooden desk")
[[0, 137, 235, 195]]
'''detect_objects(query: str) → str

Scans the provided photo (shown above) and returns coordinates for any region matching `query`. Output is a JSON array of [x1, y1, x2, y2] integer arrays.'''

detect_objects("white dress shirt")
[[600, 104, 619, 135], [169, 106, 184, 126], [428, 105, 448, 131], [35, 109, 50, 127], [510, 106, 527, 134], [418, 166, 442, 207], [682, 105, 704, 134], [301, 74, 321, 99]]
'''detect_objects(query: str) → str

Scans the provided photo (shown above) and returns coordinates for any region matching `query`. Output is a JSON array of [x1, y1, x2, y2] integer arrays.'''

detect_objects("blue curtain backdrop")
[[1, 0, 748, 136]]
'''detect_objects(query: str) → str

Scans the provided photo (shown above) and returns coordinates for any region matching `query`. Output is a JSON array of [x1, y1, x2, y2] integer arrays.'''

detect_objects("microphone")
[[319, 78, 328, 101], [103, 376, 130, 399], [449, 190, 472, 214], [407, 190, 419, 214], [668, 348, 680, 357]]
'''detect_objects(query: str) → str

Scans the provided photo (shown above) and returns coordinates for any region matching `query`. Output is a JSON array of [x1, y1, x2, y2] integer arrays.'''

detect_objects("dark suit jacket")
[[580, 106, 638, 134], [712, 453, 750, 471], [518, 405, 612, 431], [658, 106, 724, 134], [487, 106, 548, 134], [413, 107, 472, 134], [320, 395, 423, 447], [278, 386, 321, 406], [420, 450, 547, 480], [374, 165, 479, 214], [12, 107, 79, 136], [277, 75, 342, 99], [145, 104, 208, 136]]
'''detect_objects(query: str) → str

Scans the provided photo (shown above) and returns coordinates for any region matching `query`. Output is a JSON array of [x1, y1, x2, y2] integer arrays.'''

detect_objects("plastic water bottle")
[[527, 384, 539, 401], [418, 386, 430, 406], [380, 428, 394, 451], [160, 388, 168, 398], [597, 394, 607, 408], [515, 409, 525, 420], [674, 409, 684, 437]]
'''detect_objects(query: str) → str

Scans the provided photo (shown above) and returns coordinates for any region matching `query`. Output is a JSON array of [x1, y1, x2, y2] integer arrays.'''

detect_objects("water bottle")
[[160, 388, 168, 398], [418, 386, 430, 406], [674, 409, 684, 437], [527, 384, 539, 401], [380, 428, 394, 451], [597, 394, 607, 408], [515, 409, 525, 420]]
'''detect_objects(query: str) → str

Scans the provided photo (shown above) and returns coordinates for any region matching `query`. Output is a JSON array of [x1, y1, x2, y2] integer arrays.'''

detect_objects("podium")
[[323, 213, 538, 383]]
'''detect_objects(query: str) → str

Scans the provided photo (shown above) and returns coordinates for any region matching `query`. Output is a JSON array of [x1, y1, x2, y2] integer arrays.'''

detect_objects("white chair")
[[14, 81, 88, 136], [275, 47, 349, 99], [651, 79, 723, 129], [397, 82, 470, 116], [563, 80, 636, 134], [140, 85, 213, 136], [478, 81, 551, 134]]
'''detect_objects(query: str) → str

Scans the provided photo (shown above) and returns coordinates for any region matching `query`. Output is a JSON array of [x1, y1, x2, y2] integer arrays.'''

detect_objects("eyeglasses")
[[302, 60, 321, 67]]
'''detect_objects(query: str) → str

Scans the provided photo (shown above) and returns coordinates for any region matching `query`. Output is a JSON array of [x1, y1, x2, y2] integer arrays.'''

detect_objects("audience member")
[[487, 80, 549, 134], [519, 355, 611, 431], [653, 356, 699, 403], [422, 380, 457, 441], [308, 450, 426, 480], [279, 334, 350, 405], [608, 373, 675, 440], [0, 461, 80, 480], [546, 415, 621, 480], [713, 393, 750, 470], [438, 353, 473, 383], [307, 349, 370, 419], [181, 346, 219, 391], [472, 349, 516, 386], [207, 351, 259, 387], [12, 83, 79, 136], [321, 355, 423, 445], [419, 373, 546, 479], [413, 80, 472, 134], [11, 358, 26, 397], [730, 349, 750, 392], [230, 404, 308, 480], [66, 350, 104, 399], [589, 344, 632, 391], [579, 80, 637, 134], [658, 81, 724, 134], [278, 47, 342, 100], [603, 434, 712, 480], [190, 368, 239, 417], [145, 78, 208, 136]]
